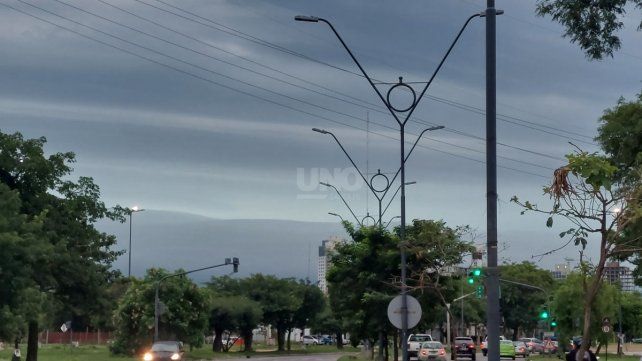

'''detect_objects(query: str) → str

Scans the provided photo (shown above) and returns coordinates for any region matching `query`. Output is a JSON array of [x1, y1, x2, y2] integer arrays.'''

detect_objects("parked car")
[[632, 338, 642, 344], [320, 335, 334, 345], [453, 337, 476, 361], [482, 335, 506, 356], [518, 338, 545, 354], [513, 341, 530, 358], [301, 335, 319, 345], [500, 340, 516, 360], [419, 341, 447, 361], [408, 334, 434, 358], [143, 341, 184, 361]]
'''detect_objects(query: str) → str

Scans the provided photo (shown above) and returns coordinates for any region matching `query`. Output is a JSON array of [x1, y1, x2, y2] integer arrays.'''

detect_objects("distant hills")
[[98, 210, 349, 283]]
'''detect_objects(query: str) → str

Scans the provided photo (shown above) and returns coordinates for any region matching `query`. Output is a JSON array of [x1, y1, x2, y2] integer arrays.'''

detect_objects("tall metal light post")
[[154, 257, 239, 342], [313, 127, 440, 226], [296, 12, 488, 361], [128, 206, 144, 278], [485, 2, 501, 361]]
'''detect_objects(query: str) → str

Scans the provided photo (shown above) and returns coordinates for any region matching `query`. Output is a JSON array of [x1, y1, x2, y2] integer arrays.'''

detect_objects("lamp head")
[[328, 212, 339, 216], [232, 257, 239, 273], [319, 181, 331, 187], [405, 181, 417, 185], [295, 15, 320, 22], [312, 127, 329, 134], [428, 125, 445, 131], [480, 9, 504, 17]]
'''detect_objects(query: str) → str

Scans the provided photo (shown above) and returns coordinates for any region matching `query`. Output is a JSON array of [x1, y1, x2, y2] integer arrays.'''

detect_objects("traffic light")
[[539, 310, 549, 320], [476, 285, 484, 298], [468, 268, 482, 284], [550, 319, 557, 327]]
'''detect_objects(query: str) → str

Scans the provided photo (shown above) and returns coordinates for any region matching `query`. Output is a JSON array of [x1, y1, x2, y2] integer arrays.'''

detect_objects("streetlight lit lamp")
[[128, 206, 145, 278]]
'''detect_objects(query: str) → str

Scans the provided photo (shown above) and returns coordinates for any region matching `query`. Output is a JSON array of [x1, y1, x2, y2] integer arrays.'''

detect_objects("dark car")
[[320, 335, 335, 345], [143, 341, 184, 361], [453, 337, 476, 361]]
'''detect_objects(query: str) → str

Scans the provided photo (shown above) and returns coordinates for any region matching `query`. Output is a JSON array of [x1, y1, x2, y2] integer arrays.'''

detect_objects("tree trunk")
[[512, 327, 519, 341], [384, 332, 389, 361], [336, 331, 344, 349], [26, 321, 38, 361], [241, 329, 254, 352], [277, 327, 286, 351], [393, 329, 399, 361], [378, 330, 384, 360], [286, 328, 292, 351], [212, 329, 223, 352]]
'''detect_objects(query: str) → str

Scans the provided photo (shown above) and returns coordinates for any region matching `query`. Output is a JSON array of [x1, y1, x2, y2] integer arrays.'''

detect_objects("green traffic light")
[[551, 321, 557, 327], [467, 277, 475, 285], [540, 311, 549, 319], [473, 268, 482, 277]]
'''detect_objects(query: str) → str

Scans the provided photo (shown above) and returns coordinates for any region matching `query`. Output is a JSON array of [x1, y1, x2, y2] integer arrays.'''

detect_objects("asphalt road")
[[233, 353, 345, 361]]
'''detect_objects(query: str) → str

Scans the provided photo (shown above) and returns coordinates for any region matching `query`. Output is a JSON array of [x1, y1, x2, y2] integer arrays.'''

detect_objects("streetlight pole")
[[154, 257, 239, 342], [296, 12, 487, 361], [321, 182, 362, 226], [128, 206, 144, 278], [485, 2, 501, 360]]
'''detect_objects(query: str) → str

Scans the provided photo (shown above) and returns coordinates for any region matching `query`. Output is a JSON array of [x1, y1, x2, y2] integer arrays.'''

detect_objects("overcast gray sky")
[[1, 0, 640, 269]]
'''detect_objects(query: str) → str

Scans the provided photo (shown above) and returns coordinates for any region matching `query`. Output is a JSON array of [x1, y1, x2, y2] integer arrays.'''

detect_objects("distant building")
[[551, 263, 572, 280], [604, 262, 636, 292], [318, 237, 343, 294]]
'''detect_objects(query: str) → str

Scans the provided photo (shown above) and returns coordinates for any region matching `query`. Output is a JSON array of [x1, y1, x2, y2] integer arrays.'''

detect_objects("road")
[[226, 353, 346, 361]]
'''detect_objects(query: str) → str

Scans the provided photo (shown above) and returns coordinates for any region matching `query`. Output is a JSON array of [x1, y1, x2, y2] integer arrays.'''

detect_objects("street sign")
[[602, 325, 611, 333], [387, 295, 422, 329], [60, 321, 71, 333]]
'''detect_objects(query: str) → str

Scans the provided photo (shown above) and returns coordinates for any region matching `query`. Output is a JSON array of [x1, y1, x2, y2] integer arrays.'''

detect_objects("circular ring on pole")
[[370, 171, 390, 193], [386, 82, 416, 113], [362, 214, 376, 226]]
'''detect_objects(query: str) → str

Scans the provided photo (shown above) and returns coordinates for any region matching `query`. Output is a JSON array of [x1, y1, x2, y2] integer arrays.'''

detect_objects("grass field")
[[0, 343, 355, 361]]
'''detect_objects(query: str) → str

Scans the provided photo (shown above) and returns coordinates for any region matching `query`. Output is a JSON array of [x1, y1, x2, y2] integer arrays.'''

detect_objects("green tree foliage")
[[512, 150, 641, 361], [618, 292, 642, 340], [536, 0, 642, 60], [0, 131, 126, 361], [207, 295, 262, 352], [499, 262, 555, 340], [208, 274, 321, 352], [0, 183, 48, 342], [327, 226, 399, 354], [597, 94, 642, 178], [111, 269, 209, 356], [551, 273, 618, 347]]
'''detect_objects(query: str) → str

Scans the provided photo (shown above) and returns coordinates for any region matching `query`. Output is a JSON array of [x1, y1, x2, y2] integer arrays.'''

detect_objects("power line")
[[94, 0, 568, 161], [24, 0, 556, 171], [0, 1, 551, 180], [138, 0, 598, 144]]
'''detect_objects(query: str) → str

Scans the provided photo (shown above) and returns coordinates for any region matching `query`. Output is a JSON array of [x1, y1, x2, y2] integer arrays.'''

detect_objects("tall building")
[[604, 262, 636, 292], [318, 237, 343, 294], [551, 263, 572, 280]]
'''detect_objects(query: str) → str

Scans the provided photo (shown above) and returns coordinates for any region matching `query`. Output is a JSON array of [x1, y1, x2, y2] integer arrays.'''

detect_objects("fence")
[[39, 330, 112, 345]]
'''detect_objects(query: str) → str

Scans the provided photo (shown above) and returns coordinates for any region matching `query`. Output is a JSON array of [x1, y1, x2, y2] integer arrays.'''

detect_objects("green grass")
[[0, 343, 356, 361]]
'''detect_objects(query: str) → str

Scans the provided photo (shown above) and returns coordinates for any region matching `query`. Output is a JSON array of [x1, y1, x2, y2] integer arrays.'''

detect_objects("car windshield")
[[422, 342, 443, 349], [151, 343, 179, 352], [513, 341, 524, 346], [501, 340, 513, 345], [456, 338, 472, 341], [410, 335, 432, 342]]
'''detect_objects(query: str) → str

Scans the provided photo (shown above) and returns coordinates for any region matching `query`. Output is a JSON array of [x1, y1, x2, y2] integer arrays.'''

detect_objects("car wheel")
[[483, 351, 487, 357], [472, 354, 476, 361], [512, 356, 515, 360]]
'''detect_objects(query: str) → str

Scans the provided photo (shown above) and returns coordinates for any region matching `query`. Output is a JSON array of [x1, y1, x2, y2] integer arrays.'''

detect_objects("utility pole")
[[485, 1, 500, 361]]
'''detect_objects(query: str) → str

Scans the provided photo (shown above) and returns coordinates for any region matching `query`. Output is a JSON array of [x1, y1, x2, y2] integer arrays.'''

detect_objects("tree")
[[536, 0, 642, 60], [551, 273, 618, 349], [404, 219, 476, 344], [618, 292, 642, 342], [0, 131, 126, 361], [111, 269, 209, 356], [207, 295, 262, 352], [0, 183, 48, 344], [512, 150, 641, 361], [290, 281, 325, 350], [327, 225, 399, 360], [499, 262, 554, 340]]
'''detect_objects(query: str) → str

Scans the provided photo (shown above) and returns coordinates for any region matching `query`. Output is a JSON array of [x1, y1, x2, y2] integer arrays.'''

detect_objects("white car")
[[301, 335, 320, 345]]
